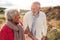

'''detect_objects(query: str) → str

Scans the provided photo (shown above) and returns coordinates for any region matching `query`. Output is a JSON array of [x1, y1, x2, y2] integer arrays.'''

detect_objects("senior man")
[[23, 2, 48, 40]]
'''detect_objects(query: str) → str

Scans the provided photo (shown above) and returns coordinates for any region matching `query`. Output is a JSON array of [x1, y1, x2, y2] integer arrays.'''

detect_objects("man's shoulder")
[[25, 11, 32, 15], [24, 11, 32, 17], [39, 11, 46, 16]]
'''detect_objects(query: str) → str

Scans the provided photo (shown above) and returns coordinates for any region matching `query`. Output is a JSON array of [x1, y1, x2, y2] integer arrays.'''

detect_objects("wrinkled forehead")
[[31, 2, 40, 7]]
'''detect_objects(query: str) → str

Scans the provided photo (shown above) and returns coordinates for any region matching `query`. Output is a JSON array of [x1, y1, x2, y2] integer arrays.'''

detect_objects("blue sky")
[[0, 0, 60, 10]]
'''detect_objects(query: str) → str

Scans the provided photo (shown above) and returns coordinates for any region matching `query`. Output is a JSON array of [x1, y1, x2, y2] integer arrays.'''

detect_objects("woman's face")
[[12, 12, 20, 24]]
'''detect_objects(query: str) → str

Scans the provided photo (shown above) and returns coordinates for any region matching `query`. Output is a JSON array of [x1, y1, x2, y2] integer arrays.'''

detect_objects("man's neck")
[[33, 12, 39, 16]]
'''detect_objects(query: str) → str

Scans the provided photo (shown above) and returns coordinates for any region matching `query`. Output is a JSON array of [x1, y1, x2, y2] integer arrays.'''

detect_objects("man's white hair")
[[5, 8, 20, 21], [32, 1, 40, 6]]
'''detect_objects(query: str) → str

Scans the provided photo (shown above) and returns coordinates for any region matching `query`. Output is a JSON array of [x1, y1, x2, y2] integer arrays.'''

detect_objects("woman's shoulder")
[[0, 24, 14, 40], [0, 24, 13, 33]]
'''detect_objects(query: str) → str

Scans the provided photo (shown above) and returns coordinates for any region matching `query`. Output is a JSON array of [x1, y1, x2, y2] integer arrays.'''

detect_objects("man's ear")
[[24, 26, 30, 34]]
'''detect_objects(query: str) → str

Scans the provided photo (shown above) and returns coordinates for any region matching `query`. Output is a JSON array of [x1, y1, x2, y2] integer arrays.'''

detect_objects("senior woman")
[[0, 9, 25, 40]]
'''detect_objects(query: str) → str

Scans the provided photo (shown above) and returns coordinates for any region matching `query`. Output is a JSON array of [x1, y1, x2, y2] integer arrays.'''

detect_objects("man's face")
[[31, 3, 40, 14], [12, 12, 20, 24]]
